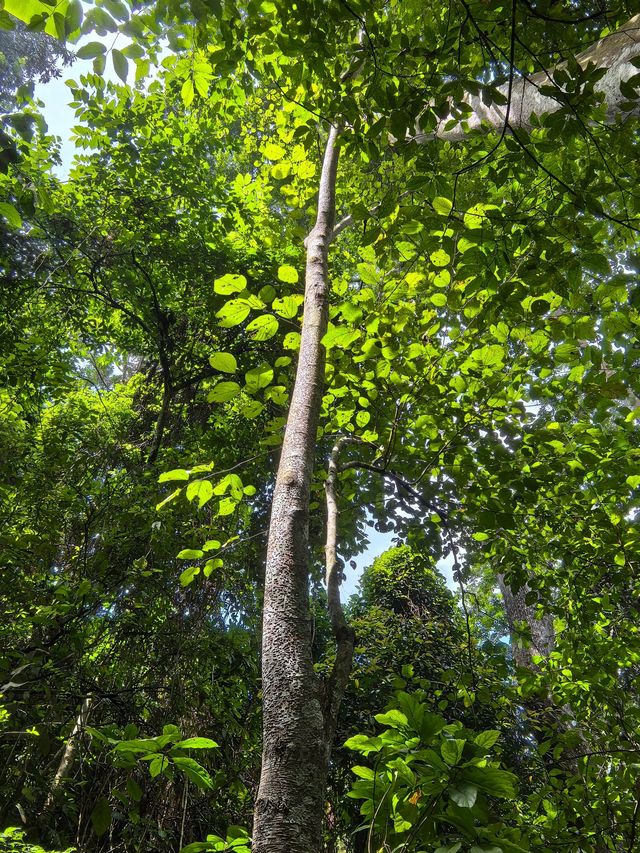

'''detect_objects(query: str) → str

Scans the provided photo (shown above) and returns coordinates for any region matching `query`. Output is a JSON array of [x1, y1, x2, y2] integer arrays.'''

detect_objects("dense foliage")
[[1, 1, 640, 851]]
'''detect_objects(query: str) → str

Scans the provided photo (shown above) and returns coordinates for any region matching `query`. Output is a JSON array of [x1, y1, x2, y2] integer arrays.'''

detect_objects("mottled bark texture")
[[253, 126, 345, 853], [498, 575, 583, 763], [497, 574, 555, 672], [415, 14, 640, 142]]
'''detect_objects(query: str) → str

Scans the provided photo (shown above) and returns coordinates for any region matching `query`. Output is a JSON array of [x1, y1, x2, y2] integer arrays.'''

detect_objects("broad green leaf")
[[158, 469, 189, 483], [149, 755, 167, 778], [204, 558, 223, 577], [156, 488, 182, 511], [90, 797, 111, 837], [180, 566, 200, 586], [177, 548, 204, 560], [277, 264, 298, 283], [441, 738, 465, 765], [214, 273, 247, 295], [430, 249, 450, 267], [186, 480, 213, 508], [450, 783, 478, 808], [263, 142, 285, 160], [172, 756, 213, 790], [246, 314, 279, 341], [209, 352, 237, 373], [173, 737, 218, 750], [77, 41, 106, 59], [374, 709, 409, 728], [126, 779, 142, 802], [0, 203, 21, 229], [273, 295, 301, 318], [216, 299, 253, 327], [245, 364, 274, 393], [112, 48, 128, 83], [181, 78, 194, 107], [207, 381, 241, 402], [114, 739, 160, 754], [433, 196, 453, 215]]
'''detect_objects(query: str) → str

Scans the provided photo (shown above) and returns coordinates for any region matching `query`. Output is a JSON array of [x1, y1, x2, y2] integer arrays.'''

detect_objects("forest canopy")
[[1, 2, 640, 852]]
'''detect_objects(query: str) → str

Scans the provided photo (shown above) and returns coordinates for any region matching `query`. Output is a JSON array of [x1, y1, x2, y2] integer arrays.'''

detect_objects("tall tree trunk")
[[42, 695, 92, 817], [253, 125, 343, 853]]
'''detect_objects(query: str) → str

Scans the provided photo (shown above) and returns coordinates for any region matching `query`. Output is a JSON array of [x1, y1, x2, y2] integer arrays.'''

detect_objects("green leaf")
[[374, 710, 408, 728], [90, 797, 111, 837], [177, 548, 204, 560], [173, 737, 218, 750], [475, 730, 500, 749], [186, 480, 213, 508], [126, 778, 142, 802], [180, 566, 200, 586], [114, 738, 160, 754], [433, 196, 453, 216], [344, 734, 383, 755], [172, 756, 214, 790], [246, 314, 279, 341], [272, 295, 302, 318], [156, 488, 182, 511], [112, 48, 128, 83], [277, 264, 298, 283], [64, 0, 82, 35], [203, 558, 223, 577], [158, 469, 190, 483], [351, 765, 375, 780], [149, 755, 167, 778], [245, 363, 274, 393], [271, 163, 290, 180], [207, 381, 241, 402], [263, 142, 285, 160], [450, 783, 478, 808], [430, 249, 450, 267], [217, 496, 237, 516], [462, 765, 517, 798], [216, 299, 253, 327], [103, 0, 129, 20], [322, 326, 361, 350], [214, 273, 247, 294], [76, 41, 107, 59], [181, 78, 194, 107], [0, 202, 21, 229], [209, 352, 237, 373], [441, 738, 465, 765]]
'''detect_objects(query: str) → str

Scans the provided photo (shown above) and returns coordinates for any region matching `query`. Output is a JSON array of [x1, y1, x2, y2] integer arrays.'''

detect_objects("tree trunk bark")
[[42, 695, 92, 816], [253, 125, 342, 853], [413, 14, 640, 141], [497, 574, 555, 672]]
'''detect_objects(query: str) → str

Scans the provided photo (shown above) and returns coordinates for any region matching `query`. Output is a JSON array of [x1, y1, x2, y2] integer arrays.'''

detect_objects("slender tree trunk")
[[253, 125, 342, 853], [42, 695, 92, 816]]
